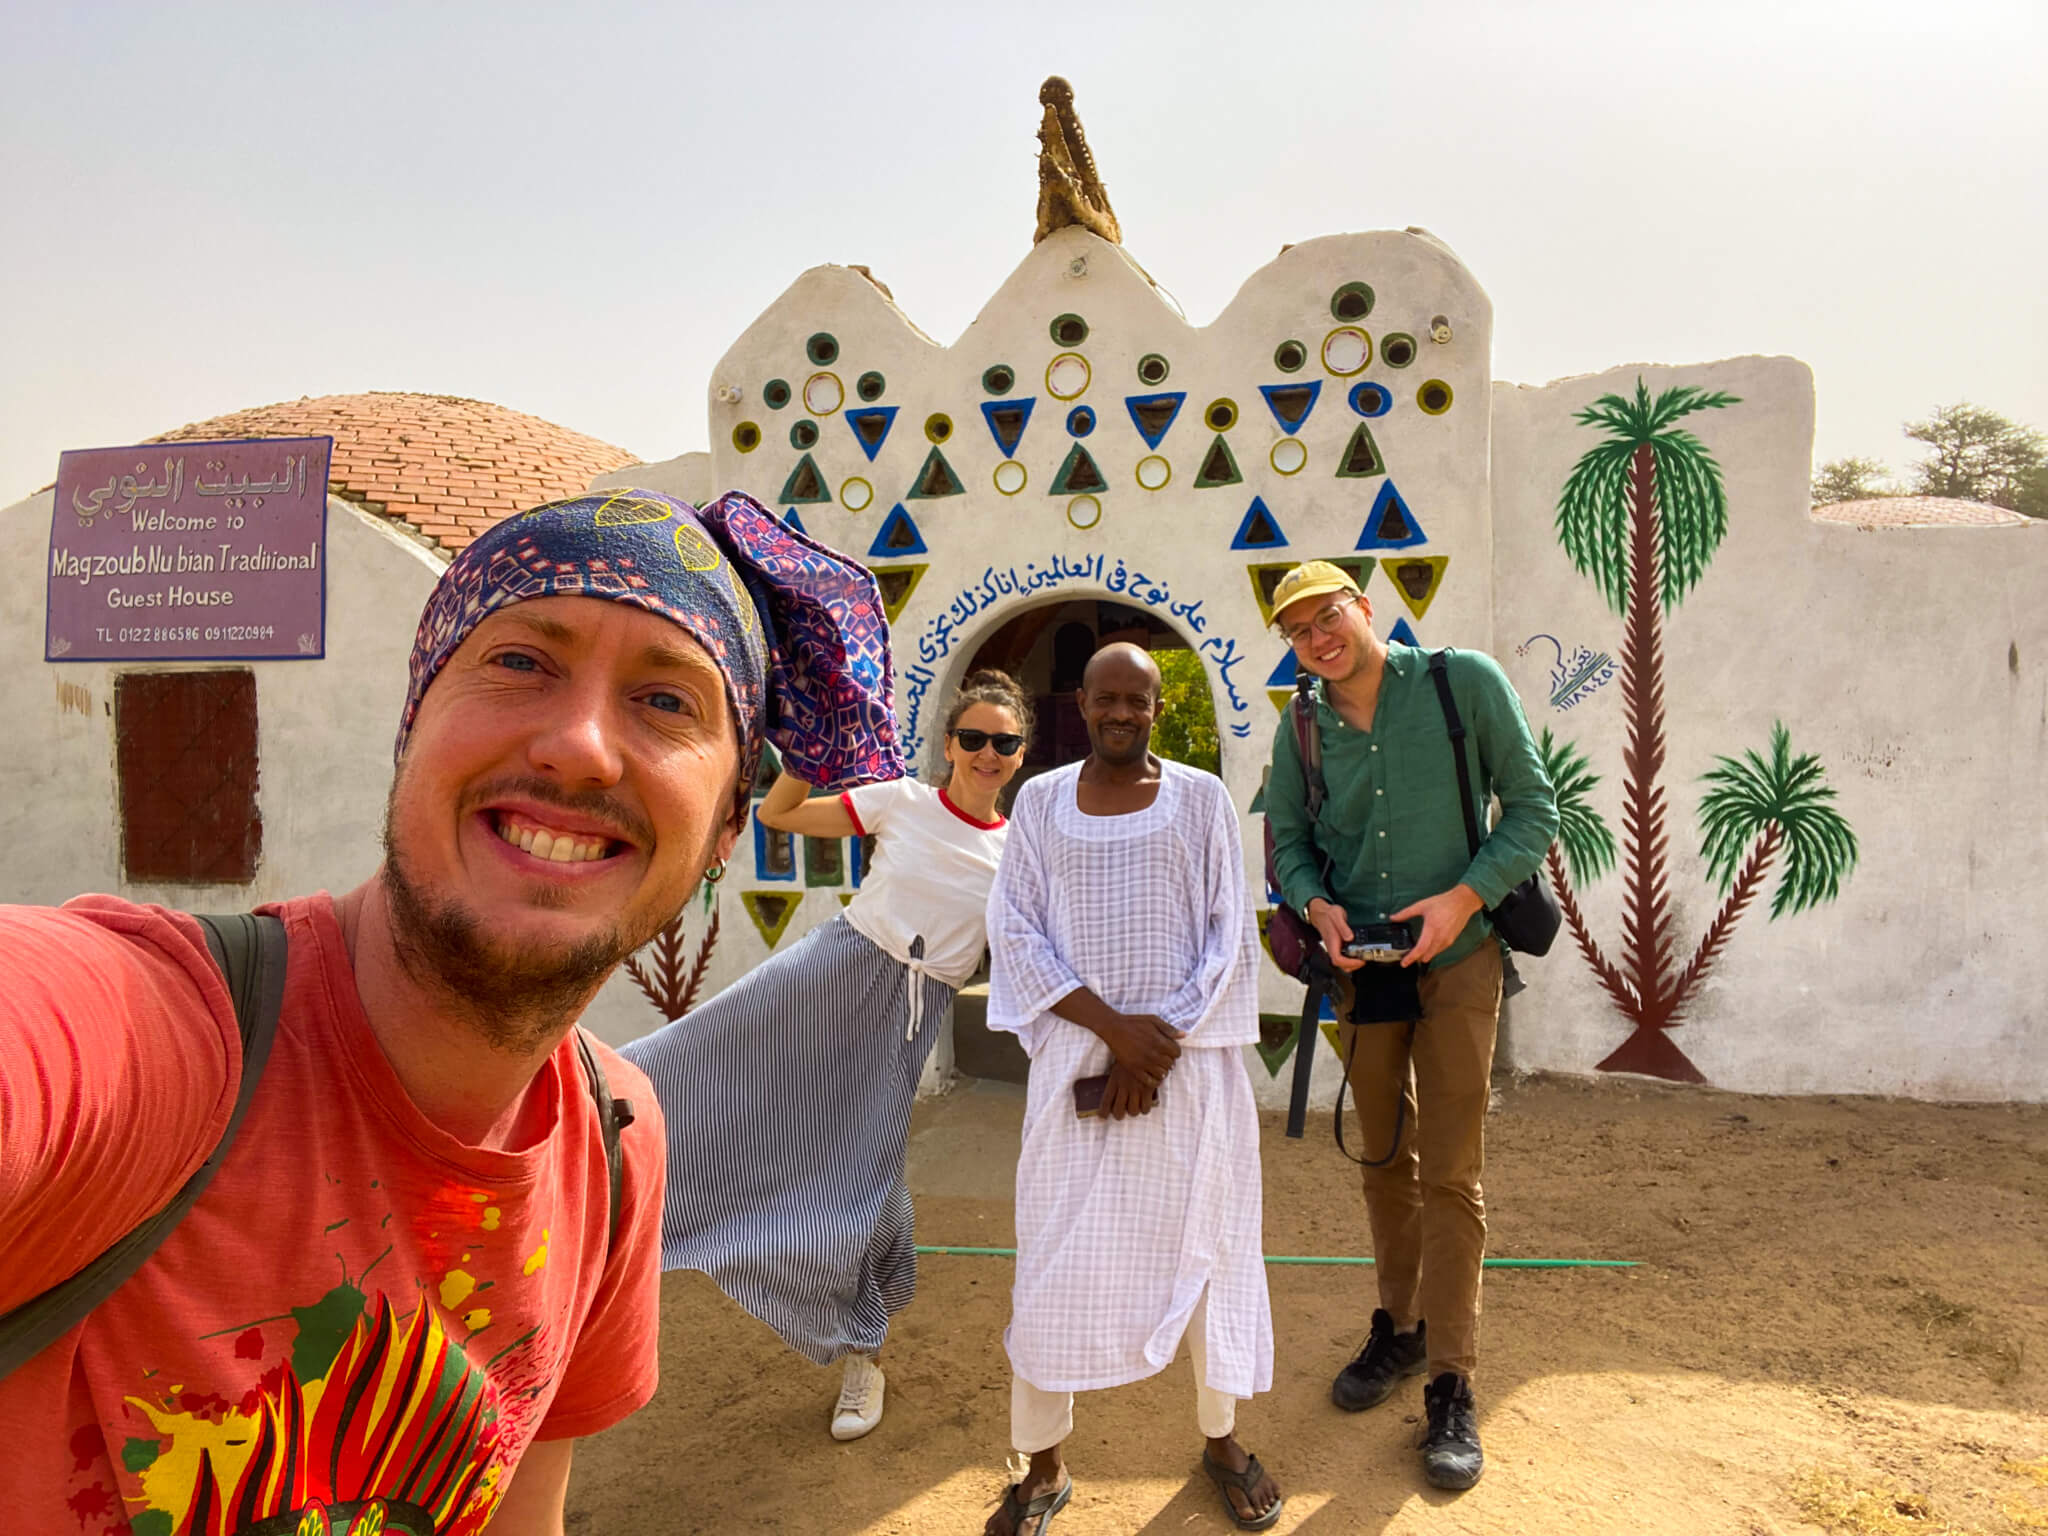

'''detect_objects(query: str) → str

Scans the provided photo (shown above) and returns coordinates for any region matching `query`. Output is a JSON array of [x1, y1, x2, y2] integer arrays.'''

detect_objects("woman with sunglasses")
[[622, 670, 1033, 1442]]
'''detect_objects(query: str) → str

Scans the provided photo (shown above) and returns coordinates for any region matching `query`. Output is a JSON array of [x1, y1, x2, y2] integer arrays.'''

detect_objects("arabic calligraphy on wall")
[[898, 551, 1256, 755], [47, 436, 334, 664]]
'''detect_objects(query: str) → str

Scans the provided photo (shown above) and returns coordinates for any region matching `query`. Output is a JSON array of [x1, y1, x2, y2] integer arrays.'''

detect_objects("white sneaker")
[[831, 1354, 886, 1441]]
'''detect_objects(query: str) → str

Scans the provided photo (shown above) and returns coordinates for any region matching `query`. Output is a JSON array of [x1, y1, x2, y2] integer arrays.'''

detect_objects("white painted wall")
[[654, 227, 1496, 1104], [1491, 358, 2048, 1101], [655, 232, 2047, 1106], [0, 492, 442, 909]]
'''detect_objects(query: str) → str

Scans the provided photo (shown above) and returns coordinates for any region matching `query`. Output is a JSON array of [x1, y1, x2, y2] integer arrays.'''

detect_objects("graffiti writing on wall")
[[1542, 379, 1859, 1084], [1517, 632, 1617, 711], [899, 551, 1256, 754]]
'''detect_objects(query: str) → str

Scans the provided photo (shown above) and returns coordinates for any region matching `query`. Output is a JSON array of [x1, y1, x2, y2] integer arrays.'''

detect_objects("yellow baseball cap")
[[1268, 560, 1361, 623]]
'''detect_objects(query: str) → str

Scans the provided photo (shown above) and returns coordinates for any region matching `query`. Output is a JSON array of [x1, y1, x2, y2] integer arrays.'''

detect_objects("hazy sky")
[[3, 1, 2041, 505]]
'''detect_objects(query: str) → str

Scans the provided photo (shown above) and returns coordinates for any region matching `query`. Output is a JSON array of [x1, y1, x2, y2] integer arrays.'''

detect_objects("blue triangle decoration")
[[1266, 649, 1299, 687], [1258, 380, 1322, 435], [1230, 496, 1289, 551], [1389, 617, 1420, 647], [782, 507, 807, 534], [843, 406, 898, 462], [980, 397, 1036, 458], [1356, 481, 1427, 550], [867, 503, 927, 558], [1124, 391, 1187, 450]]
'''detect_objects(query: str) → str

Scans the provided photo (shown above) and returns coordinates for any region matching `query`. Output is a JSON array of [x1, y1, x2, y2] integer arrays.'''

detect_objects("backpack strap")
[[0, 912, 287, 1382], [1428, 650, 1486, 861], [573, 1028, 634, 1262]]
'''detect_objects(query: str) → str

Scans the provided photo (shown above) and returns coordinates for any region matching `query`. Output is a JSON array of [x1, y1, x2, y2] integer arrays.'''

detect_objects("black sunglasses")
[[950, 728, 1025, 756]]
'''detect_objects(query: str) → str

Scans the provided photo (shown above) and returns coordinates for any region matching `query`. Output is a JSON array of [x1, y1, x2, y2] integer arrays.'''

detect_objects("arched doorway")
[[962, 596, 1220, 814], [950, 596, 1222, 1082]]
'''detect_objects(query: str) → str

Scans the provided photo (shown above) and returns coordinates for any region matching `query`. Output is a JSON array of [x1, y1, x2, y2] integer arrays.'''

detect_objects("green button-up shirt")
[[1266, 643, 1559, 969]]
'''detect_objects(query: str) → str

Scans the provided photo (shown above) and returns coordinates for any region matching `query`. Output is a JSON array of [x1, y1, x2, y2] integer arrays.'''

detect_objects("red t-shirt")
[[0, 894, 666, 1536]]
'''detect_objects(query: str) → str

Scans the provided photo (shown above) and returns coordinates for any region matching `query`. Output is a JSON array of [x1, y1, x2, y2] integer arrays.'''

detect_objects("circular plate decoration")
[[762, 378, 791, 410], [1050, 312, 1090, 347], [1270, 438, 1308, 476], [1066, 405, 1096, 438], [789, 418, 821, 449], [1380, 333, 1418, 369], [1066, 494, 1103, 531], [993, 460, 1028, 495], [1046, 352, 1091, 400], [982, 363, 1016, 396], [925, 412, 954, 444], [1348, 381, 1393, 419], [1417, 379, 1454, 415], [1135, 454, 1171, 491], [732, 421, 762, 453], [1136, 353, 1171, 386], [1330, 282, 1375, 322], [856, 370, 886, 402], [805, 332, 840, 366], [802, 372, 844, 416], [1273, 339, 1307, 374], [1323, 327, 1372, 376], [840, 477, 874, 512], [1204, 398, 1239, 433]]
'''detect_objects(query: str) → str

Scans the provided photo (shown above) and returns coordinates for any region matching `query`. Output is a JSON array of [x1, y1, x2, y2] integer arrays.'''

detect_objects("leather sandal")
[[1202, 1449, 1284, 1531], [994, 1474, 1072, 1534]]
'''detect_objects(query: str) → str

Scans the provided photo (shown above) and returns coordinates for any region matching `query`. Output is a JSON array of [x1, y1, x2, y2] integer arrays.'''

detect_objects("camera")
[[1341, 919, 1418, 962]]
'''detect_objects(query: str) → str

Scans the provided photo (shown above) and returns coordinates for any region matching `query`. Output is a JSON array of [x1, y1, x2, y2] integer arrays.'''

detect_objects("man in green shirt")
[[1265, 561, 1556, 1492]]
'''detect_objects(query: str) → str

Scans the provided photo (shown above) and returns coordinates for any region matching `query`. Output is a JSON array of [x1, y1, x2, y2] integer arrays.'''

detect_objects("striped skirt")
[[620, 914, 955, 1364]]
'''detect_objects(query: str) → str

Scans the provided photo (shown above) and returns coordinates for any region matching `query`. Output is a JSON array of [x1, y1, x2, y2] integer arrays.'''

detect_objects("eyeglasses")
[[950, 729, 1025, 756], [1278, 594, 1362, 648]]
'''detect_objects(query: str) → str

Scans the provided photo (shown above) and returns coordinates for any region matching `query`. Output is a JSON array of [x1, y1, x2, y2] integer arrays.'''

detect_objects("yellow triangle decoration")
[[866, 563, 930, 624], [1378, 555, 1450, 621], [740, 890, 801, 948]]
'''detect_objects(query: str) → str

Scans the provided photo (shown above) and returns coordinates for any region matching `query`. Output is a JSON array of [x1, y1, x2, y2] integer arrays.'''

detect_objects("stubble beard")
[[379, 783, 699, 1056]]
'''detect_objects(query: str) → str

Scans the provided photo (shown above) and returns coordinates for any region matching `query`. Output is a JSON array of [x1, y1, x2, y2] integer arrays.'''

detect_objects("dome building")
[[2, 391, 659, 1040]]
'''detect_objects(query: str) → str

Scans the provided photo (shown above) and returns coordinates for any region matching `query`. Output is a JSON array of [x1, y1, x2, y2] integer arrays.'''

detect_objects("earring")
[[703, 860, 727, 885]]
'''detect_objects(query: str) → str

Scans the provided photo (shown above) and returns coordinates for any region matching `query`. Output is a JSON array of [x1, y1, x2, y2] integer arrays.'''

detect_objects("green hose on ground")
[[915, 1245, 1634, 1268]]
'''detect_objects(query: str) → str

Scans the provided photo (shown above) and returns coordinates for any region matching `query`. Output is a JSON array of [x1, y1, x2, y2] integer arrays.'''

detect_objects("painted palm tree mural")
[[1545, 379, 1859, 1082]]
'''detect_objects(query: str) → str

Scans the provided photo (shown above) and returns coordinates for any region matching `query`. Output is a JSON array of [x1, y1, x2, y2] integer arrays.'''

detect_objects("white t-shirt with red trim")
[[838, 779, 1008, 987]]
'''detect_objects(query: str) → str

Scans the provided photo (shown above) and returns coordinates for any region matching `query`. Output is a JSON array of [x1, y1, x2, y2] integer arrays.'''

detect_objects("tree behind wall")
[[1811, 456, 1893, 505], [1904, 403, 2047, 515]]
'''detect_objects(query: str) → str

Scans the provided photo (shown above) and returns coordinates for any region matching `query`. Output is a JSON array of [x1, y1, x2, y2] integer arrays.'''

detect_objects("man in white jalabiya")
[[981, 643, 1282, 1535]]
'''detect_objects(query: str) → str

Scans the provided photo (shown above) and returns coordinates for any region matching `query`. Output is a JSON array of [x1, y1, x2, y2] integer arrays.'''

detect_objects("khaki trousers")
[[1332, 943, 1502, 1382]]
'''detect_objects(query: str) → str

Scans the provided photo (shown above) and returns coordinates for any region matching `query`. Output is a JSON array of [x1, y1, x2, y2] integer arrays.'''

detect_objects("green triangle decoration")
[[1193, 434, 1243, 489], [741, 890, 801, 948], [866, 562, 929, 623], [1050, 442, 1109, 496], [779, 453, 832, 504], [1255, 1006, 1300, 1078], [906, 446, 965, 499], [1335, 422, 1386, 479], [839, 893, 856, 907]]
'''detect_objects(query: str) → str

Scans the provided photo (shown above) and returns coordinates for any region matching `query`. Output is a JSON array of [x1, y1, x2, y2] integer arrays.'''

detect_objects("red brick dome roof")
[[1811, 496, 2029, 529], [148, 392, 641, 551]]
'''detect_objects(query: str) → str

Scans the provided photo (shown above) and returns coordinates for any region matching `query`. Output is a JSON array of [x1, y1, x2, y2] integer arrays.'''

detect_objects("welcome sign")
[[46, 436, 332, 662]]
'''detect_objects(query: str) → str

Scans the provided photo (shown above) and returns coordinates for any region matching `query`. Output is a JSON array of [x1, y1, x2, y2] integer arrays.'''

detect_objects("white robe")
[[985, 759, 1274, 1397]]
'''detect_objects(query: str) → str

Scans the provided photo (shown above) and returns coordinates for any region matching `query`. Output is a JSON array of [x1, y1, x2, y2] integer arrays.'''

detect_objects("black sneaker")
[[1330, 1309, 1427, 1412], [1420, 1372, 1484, 1490]]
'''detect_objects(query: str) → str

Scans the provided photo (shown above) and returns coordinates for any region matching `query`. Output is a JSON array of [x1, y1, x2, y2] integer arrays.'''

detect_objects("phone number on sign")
[[114, 624, 276, 644]]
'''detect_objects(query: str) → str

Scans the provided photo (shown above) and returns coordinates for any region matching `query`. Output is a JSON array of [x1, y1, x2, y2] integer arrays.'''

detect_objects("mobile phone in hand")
[[1072, 1073, 1109, 1118]]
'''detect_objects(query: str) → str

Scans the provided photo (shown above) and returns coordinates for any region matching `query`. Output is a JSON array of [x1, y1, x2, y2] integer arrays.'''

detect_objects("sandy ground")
[[567, 1071, 2048, 1535]]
